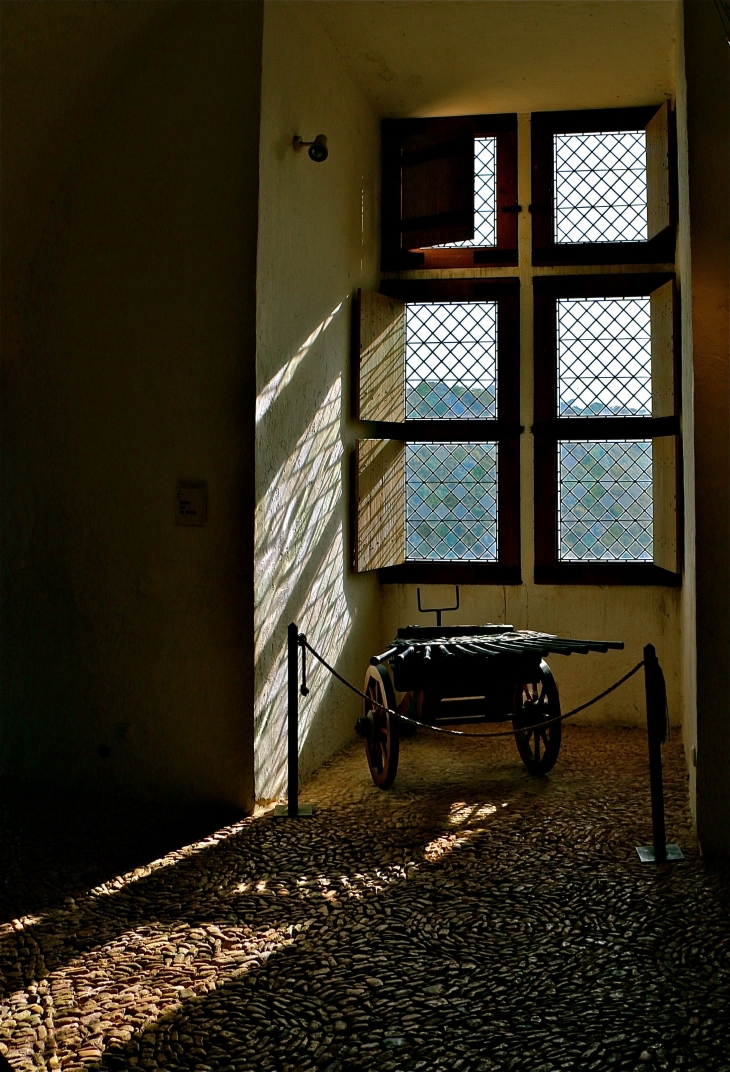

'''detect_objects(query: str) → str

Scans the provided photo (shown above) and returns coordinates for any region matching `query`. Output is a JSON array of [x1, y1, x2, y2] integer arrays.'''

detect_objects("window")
[[366, 106, 681, 586], [405, 441, 498, 561], [352, 281, 520, 583], [554, 131, 648, 244], [381, 114, 518, 271], [531, 104, 676, 265], [533, 275, 681, 583]]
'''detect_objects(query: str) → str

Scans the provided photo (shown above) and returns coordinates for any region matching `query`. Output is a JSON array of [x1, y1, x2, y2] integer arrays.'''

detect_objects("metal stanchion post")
[[636, 644, 682, 862], [646, 644, 667, 862], [287, 621, 299, 817], [274, 623, 313, 818]]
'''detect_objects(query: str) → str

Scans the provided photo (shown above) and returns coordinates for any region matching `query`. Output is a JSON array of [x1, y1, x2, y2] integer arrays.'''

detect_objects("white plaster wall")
[[254, 2, 381, 800], [673, 4, 697, 820], [683, 0, 730, 856], [320, 1, 678, 118]]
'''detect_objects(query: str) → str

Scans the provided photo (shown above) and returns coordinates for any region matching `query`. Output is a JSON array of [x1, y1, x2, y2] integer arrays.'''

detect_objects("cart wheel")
[[513, 660, 562, 775], [363, 664, 400, 789]]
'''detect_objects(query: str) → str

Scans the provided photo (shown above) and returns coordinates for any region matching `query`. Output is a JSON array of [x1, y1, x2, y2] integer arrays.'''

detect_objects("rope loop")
[[299, 636, 644, 739], [298, 632, 309, 696]]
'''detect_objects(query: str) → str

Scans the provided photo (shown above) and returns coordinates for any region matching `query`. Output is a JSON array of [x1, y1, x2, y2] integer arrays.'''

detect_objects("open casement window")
[[381, 114, 518, 272], [354, 439, 406, 571], [353, 291, 406, 422], [352, 281, 521, 584], [531, 103, 676, 266], [533, 275, 681, 584]]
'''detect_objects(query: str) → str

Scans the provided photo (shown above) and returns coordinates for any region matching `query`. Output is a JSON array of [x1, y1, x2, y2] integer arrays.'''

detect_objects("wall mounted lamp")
[[293, 134, 329, 162]]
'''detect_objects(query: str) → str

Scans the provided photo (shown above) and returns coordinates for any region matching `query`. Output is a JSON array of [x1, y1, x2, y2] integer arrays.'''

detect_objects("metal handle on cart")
[[417, 586, 460, 628]]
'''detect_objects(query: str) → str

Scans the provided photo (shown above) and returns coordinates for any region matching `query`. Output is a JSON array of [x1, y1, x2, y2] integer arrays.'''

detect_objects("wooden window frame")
[[532, 273, 682, 585], [381, 114, 519, 272], [353, 279, 522, 584], [531, 106, 677, 267]]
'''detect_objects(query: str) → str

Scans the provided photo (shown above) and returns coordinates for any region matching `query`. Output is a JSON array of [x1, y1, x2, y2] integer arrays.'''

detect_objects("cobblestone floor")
[[1, 726, 729, 1072]]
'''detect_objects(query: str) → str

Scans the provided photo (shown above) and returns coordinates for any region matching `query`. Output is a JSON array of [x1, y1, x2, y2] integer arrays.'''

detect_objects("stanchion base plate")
[[636, 844, 684, 863], [273, 803, 314, 818]]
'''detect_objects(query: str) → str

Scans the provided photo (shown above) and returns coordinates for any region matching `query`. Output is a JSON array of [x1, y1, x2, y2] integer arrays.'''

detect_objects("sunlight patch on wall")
[[255, 523, 352, 800], [254, 375, 352, 799], [255, 376, 343, 659], [256, 302, 343, 425]]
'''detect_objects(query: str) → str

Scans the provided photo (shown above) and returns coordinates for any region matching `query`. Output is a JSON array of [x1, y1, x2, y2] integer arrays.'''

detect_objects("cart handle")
[[417, 586, 460, 628]]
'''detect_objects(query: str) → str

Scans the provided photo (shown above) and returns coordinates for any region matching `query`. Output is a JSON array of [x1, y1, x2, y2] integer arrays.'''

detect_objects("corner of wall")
[[673, 0, 698, 827], [253, 2, 382, 801]]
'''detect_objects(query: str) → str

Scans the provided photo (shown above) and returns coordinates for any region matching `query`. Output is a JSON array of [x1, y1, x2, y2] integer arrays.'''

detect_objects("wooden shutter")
[[354, 439, 405, 571], [652, 436, 680, 574], [651, 277, 679, 574], [646, 102, 672, 240], [354, 290, 406, 422], [650, 280, 676, 418], [400, 118, 475, 249]]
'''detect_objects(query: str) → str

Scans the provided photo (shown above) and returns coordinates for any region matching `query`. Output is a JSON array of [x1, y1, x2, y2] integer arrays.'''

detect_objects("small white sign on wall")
[[176, 482, 207, 526]]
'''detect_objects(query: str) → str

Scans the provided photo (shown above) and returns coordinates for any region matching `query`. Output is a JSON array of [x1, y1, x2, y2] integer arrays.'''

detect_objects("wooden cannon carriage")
[[355, 619, 624, 788]]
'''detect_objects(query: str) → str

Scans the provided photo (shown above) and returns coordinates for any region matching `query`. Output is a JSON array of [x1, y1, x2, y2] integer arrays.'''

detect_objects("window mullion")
[[365, 420, 522, 442], [532, 416, 678, 438]]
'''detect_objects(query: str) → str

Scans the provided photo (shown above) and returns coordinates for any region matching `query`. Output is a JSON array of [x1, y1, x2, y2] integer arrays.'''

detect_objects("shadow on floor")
[[2, 728, 729, 1072]]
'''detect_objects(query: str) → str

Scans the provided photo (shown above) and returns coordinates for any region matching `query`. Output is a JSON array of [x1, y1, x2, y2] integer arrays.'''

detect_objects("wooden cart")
[[356, 623, 624, 788]]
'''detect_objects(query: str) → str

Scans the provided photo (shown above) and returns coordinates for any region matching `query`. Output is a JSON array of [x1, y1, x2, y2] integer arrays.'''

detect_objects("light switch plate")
[[176, 482, 207, 526]]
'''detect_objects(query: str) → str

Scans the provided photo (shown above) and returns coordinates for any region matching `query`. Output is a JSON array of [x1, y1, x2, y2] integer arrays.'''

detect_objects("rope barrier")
[[300, 636, 644, 739]]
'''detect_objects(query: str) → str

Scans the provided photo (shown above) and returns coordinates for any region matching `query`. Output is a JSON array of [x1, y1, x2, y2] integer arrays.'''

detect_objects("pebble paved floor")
[[2, 726, 729, 1072]]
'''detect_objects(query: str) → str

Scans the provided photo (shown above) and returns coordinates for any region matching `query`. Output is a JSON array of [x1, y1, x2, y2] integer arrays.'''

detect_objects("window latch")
[[501, 204, 523, 213]]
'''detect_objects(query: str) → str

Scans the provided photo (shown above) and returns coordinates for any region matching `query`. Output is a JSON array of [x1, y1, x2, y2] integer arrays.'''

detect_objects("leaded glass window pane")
[[559, 440, 653, 561], [406, 443, 498, 561], [431, 137, 497, 248], [557, 297, 652, 417], [406, 302, 497, 419], [554, 130, 648, 244]]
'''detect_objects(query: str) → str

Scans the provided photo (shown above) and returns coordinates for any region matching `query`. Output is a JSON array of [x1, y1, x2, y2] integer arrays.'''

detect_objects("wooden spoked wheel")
[[363, 664, 400, 790], [512, 660, 562, 775]]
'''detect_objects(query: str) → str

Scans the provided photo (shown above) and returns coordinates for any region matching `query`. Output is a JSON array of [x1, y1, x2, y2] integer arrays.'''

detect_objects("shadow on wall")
[[254, 300, 357, 801]]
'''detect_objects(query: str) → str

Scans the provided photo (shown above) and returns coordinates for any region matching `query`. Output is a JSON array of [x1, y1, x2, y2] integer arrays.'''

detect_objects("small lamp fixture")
[[293, 134, 328, 162]]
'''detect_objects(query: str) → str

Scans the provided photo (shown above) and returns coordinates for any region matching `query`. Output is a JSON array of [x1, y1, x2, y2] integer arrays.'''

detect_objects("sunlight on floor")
[[2, 729, 719, 1072], [1, 815, 423, 1070], [424, 801, 504, 861]]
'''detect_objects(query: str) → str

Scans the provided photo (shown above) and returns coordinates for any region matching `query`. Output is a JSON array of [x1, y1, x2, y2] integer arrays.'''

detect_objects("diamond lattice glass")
[[554, 130, 647, 244], [406, 302, 497, 419], [406, 443, 498, 561], [557, 297, 652, 417], [559, 440, 653, 561], [431, 137, 497, 248]]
